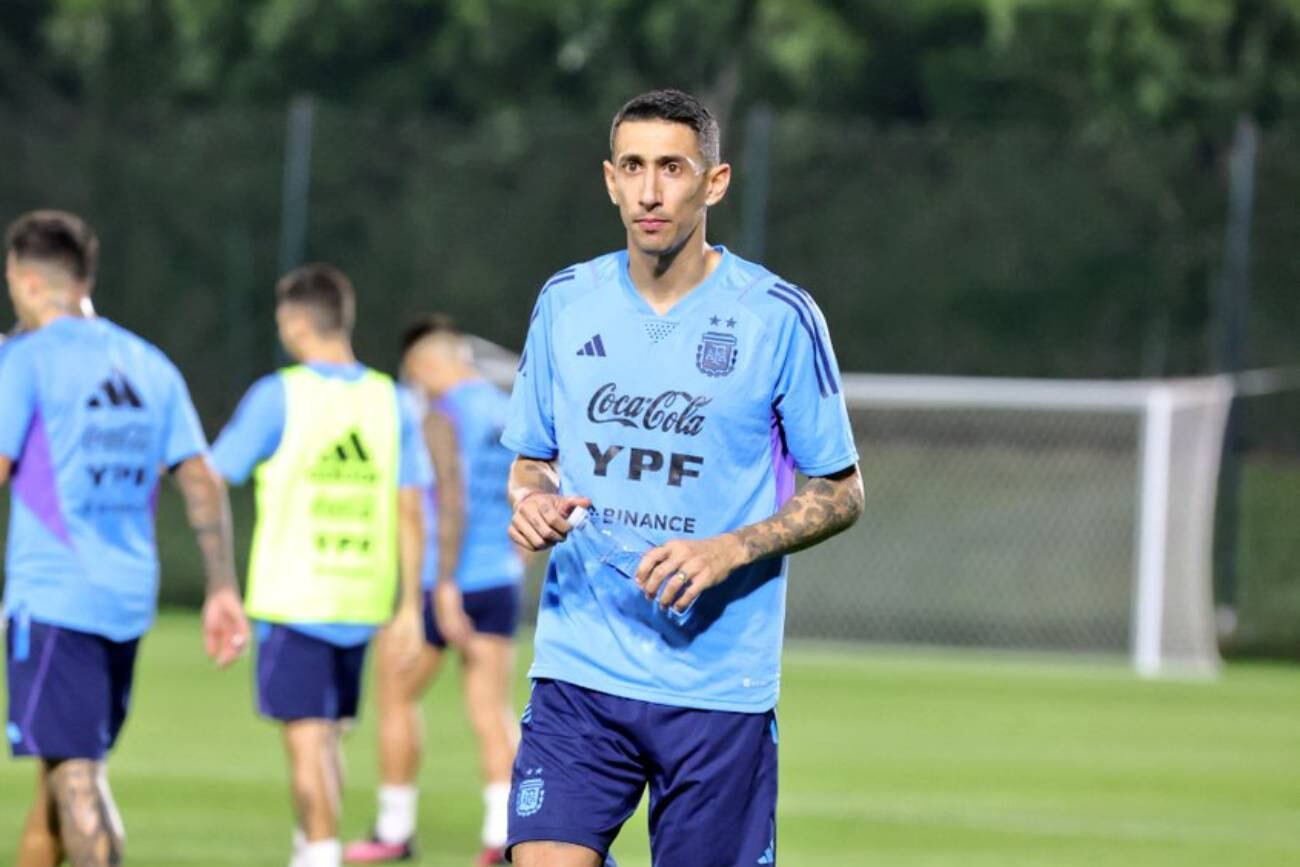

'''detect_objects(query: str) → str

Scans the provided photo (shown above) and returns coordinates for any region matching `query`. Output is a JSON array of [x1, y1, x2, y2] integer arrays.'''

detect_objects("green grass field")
[[2, 614, 1298, 866]]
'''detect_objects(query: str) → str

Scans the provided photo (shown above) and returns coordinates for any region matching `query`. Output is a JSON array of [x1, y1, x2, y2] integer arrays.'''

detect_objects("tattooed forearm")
[[424, 410, 467, 588], [729, 465, 864, 564], [48, 760, 123, 867], [508, 456, 559, 507], [174, 456, 239, 595]]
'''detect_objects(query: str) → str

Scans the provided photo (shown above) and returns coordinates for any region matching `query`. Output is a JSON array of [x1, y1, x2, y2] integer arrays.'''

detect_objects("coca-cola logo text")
[[586, 382, 709, 436]]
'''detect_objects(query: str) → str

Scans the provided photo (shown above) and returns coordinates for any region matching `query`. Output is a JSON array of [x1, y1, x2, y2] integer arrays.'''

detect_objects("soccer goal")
[[788, 373, 1234, 678]]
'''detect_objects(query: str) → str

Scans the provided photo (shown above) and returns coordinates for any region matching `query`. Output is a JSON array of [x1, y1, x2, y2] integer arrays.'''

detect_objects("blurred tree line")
[[2, 1, 1294, 134], [0, 0, 1296, 385]]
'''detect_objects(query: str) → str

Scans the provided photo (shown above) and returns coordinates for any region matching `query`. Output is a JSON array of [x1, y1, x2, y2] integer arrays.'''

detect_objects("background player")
[[502, 90, 865, 866], [1, 210, 248, 867], [347, 315, 524, 866], [212, 264, 429, 867]]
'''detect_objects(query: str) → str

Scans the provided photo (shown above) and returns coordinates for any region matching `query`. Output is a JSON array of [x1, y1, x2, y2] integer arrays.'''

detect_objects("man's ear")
[[705, 162, 732, 207]]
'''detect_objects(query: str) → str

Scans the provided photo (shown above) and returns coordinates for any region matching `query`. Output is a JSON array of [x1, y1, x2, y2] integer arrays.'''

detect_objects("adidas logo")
[[86, 372, 144, 410], [576, 335, 607, 357], [308, 429, 377, 483]]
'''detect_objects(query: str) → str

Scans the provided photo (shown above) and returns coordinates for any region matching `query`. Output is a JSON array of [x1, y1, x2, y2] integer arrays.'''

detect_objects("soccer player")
[[212, 264, 429, 867], [502, 89, 865, 866], [1, 209, 249, 867], [346, 316, 523, 866]]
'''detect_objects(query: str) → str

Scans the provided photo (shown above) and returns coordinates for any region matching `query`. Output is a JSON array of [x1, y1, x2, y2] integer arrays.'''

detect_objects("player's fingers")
[[635, 546, 671, 586], [558, 496, 593, 517], [536, 498, 578, 536], [512, 514, 549, 551], [658, 567, 695, 609], [671, 570, 709, 612], [643, 550, 687, 599], [508, 521, 537, 550], [522, 504, 564, 544]]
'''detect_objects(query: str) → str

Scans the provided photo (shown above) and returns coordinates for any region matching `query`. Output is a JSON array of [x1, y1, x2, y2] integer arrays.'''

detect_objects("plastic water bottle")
[[567, 506, 696, 625]]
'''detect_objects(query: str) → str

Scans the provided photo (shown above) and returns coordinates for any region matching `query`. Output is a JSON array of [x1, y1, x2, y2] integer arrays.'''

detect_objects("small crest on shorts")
[[6, 722, 21, 745], [696, 331, 738, 377], [516, 775, 545, 817]]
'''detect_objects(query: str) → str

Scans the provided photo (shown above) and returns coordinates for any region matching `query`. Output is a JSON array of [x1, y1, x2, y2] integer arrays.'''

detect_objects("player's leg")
[[15, 764, 61, 867], [284, 720, 343, 863], [460, 585, 522, 864], [45, 758, 124, 866], [345, 600, 444, 863], [644, 707, 779, 866], [260, 625, 366, 867], [506, 680, 644, 867], [511, 841, 607, 867], [8, 620, 138, 867]]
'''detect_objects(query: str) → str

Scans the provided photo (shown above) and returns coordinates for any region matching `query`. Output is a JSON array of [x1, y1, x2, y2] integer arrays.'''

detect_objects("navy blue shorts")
[[255, 624, 368, 722], [423, 584, 520, 648], [5, 616, 139, 760], [507, 679, 779, 866]]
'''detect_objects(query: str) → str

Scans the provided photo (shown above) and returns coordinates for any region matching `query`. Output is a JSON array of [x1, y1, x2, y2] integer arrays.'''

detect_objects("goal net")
[[789, 373, 1233, 677]]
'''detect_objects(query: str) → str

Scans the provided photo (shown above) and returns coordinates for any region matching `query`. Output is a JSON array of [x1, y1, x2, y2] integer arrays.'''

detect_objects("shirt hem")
[[797, 451, 860, 478], [500, 435, 557, 461], [0, 604, 150, 643], [527, 665, 777, 714]]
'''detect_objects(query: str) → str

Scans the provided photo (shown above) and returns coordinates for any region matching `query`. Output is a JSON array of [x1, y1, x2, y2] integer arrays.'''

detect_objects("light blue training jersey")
[[421, 379, 523, 592], [503, 247, 858, 713], [211, 363, 433, 647], [0, 317, 208, 641]]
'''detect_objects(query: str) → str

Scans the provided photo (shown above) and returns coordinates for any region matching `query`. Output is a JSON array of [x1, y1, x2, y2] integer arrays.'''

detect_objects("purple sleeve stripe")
[[770, 283, 839, 396]]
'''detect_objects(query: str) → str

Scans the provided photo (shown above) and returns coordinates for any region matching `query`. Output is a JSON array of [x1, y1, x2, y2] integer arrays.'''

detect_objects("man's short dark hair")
[[275, 263, 356, 335], [400, 313, 460, 358], [610, 89, 721, 165], [5, 210, 100, 283]]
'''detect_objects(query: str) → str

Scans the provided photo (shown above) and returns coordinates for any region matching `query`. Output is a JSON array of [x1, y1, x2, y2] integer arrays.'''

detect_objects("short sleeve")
[[502, 287, 558, 459], [397, 388, 433, 489], [770, 285, 859, 476], [211, 374, 286, 484], [161, 361, 209, 468], [0, 344, 37, 459]]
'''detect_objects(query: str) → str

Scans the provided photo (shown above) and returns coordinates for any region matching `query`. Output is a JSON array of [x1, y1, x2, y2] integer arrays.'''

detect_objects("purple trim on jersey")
[[11, 410, 71, 545], [770, 417, 797, 508], [20, 627, 59, 754], [768, 284, 838, 397]]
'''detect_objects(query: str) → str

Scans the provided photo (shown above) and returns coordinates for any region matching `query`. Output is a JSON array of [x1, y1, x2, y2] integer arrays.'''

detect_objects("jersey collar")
[[616, 245, 733, 320]]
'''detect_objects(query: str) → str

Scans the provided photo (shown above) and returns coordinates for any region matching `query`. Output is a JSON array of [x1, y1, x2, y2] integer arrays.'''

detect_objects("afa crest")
[[516, 777, 545, 817], [696, 331, 738, 377]]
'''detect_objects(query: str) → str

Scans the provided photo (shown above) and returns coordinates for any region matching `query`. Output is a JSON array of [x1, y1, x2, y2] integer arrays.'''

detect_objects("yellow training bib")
[[245, 366, 400, 624]]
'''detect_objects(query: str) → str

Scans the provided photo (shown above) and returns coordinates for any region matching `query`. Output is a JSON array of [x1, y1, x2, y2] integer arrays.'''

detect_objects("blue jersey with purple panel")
[[0, 317, 208, 641], [503, 247, 859, 713]]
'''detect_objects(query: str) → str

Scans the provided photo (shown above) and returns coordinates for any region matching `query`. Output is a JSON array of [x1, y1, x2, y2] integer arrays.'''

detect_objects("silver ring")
[[673, 572, 691, 586]]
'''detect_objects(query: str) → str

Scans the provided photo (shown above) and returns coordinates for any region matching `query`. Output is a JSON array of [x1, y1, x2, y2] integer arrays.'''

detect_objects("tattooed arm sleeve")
[[508, 456, 560, 508], [173, 455, 240, 596], [728, 464, 864, 564], [423, 408, 466, 588]]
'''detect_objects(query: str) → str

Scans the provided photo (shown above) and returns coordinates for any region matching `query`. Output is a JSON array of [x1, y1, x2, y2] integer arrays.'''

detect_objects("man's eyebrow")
[[613, 152, 698, 165]]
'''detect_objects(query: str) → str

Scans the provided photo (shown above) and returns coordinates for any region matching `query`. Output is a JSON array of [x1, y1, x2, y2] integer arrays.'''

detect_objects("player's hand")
[[433, 583, 473, 649], [635, 534, 747, 613], [201, 586, 250, 669], [388, 603, 424, 672], [508, 493, 592, 552]]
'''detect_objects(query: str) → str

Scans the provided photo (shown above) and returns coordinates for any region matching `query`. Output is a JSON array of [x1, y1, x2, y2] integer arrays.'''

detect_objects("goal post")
[[826, 373, 1233, 678]]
